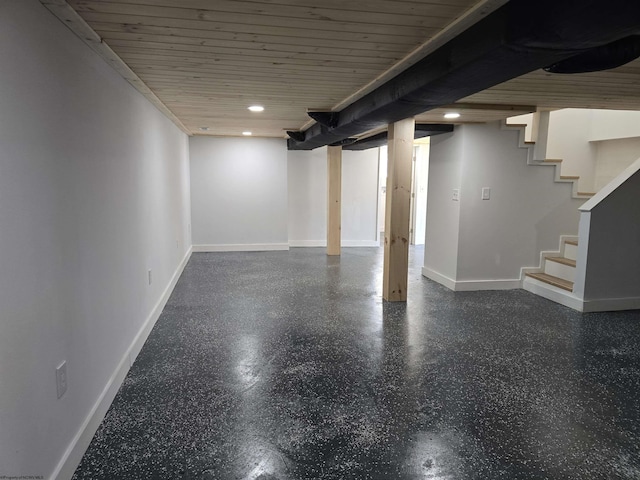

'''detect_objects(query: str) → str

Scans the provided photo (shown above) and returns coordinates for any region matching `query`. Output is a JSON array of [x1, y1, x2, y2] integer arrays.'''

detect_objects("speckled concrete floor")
[[73, 247, 640, 480]]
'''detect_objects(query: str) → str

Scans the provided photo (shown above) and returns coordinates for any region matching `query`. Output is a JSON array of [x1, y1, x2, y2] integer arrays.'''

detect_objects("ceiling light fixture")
[[199, 127, 210, 131], [242, 131, 252, 136], [248, 105, 264, 112], [444, 112, 461, 119]]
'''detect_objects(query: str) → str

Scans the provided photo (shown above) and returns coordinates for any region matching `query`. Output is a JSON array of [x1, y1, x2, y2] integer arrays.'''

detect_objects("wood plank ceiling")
[[43, 0, 640, 139]]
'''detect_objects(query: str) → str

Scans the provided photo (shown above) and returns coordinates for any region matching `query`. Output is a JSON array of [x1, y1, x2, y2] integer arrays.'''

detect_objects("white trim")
[[289, 240, 326, 247], [582, 296, 640, 313], [522, 275, 584, 311], [453, 278, 521, 291], [422, 267, 457, 290], [52, 247, 193, 480], [289, 240, 380, 248], [192, 243, 289, 252], [342, 240, 380, 247], [422, 267, 520, 291]]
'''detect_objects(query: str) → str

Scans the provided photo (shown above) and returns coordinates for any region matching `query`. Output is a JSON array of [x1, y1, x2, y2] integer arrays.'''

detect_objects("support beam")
[[383, 117, 415, 301], [287, 0, 640, 150], [327, 146, 342, 256]]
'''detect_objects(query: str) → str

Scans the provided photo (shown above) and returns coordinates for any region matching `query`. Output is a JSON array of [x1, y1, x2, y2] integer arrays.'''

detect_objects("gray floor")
[[73, 247, 640, 479]]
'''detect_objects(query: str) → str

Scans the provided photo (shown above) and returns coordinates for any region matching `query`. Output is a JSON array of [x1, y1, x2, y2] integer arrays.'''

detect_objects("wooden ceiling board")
[[58, 0, 485, 137], [42, 0, 640, 140], [462, 59, 640, 111]]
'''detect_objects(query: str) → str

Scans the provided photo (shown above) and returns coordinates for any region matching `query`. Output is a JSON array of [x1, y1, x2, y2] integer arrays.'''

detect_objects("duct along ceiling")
[[42, 0, 640, 147]]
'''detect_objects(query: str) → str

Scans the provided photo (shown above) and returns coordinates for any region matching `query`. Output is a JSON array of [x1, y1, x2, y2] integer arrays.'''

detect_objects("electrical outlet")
[[482, 187, 491, 200], [56, 361, 67, 399], [148, 269, 152, 285], [452, 189, 460, 201]]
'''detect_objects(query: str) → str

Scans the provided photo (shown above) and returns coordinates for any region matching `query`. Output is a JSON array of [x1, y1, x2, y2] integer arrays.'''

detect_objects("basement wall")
[[547, 109, 598, 192], [189, 137, 289, 251], [288, 147, 328, 246], [341, 149, 380, 247], [594, 137, 640, 190], [0, 1, 192, 478], [424, 122, 583, 290]]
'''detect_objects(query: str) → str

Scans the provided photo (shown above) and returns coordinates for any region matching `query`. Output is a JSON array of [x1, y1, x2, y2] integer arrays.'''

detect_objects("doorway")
[[376, 139, 430, 246]]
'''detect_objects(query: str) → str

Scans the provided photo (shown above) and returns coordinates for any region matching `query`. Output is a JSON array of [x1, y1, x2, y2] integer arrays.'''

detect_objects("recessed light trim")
[[444, 112, 461, 119], [199, 127, 210, 131], [242, 131, 252, 136], [248, 105, 264, 112]]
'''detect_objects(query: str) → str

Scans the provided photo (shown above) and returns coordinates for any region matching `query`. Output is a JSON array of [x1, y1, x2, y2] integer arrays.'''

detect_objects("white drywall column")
[[532, 110, 550, 160], [383, 117, 415, 301], [327, 146, 342, 255]]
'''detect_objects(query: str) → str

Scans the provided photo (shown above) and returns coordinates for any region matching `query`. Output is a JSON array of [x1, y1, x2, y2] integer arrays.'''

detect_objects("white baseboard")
[[453, 278, 522, 291], [582, 296, 640, 313], [289, 240, 380, 248], [422, 267, 457, 290], [342, 240, 380, 247], [289, 240, 326, 247], [192, 243, 289, 252], [52, 247, 193, 480], [422, 267, 520, 291]]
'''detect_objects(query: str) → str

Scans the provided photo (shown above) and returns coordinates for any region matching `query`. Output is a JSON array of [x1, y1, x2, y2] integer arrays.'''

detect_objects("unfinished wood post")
[[383, 117, 415, 301], [327, 146, 342, 256]]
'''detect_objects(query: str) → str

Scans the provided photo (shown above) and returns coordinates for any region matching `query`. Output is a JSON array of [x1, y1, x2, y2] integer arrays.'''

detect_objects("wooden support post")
[[327, 146, 342, 256], [383, 117, 415, 301]]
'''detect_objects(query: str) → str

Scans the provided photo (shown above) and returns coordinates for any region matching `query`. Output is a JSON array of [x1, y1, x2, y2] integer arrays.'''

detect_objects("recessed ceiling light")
[[199, 127, 210, 131], [242, 131, 252, 136], [444, 112, 461, 119], [248, 105, 264, 112]]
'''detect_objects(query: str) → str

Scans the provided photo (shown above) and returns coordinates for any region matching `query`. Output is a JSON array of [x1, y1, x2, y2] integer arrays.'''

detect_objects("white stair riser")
[[564, 243, 578, 261], [544, 259, 576, 282]]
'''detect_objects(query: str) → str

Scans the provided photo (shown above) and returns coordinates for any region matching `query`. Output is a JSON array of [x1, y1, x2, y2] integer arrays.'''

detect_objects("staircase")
[[503, 118, 595, 308], [525, 237, 578, 292]]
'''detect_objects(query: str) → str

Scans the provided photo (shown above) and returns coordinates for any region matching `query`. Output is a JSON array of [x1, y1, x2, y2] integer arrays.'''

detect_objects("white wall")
[[589, 109, 640, 142], [342, 149, 380, 246], [287, 147, 380, 247], [423, 132, 462, 283], [0, 2, 192, 478], [190, 137, 288, 250], [545, 108, 640, 192], [287, 147, 327, 246], [547, 109, 598, 191], [413, 142, 429, 245], [424, 123, 584, 289], [593, 137, 640, 190], [457, 122, 582, 282], [377, 146, 388, 233], [506, 113, 534, 142]]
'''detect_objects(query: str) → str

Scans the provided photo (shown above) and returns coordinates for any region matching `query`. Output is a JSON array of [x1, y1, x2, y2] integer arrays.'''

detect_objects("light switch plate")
[[482, 187, 491, 200], [56, 361, 67, 399], [452, 189, 460, 201]]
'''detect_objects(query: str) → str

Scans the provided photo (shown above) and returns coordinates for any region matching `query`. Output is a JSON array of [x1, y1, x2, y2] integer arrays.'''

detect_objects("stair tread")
[[527, 272, 574, 291], [560, 175, 580, 180], [543, 159, 563, 163], [577, 191, 596, 196], [547, 256, 576, 267], [565, 239, 579, 246]]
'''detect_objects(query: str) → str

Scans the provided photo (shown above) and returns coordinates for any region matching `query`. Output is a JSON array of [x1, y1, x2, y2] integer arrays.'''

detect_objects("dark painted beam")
[[287, 0, 640, 150], [343, 124, 453, 151]]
